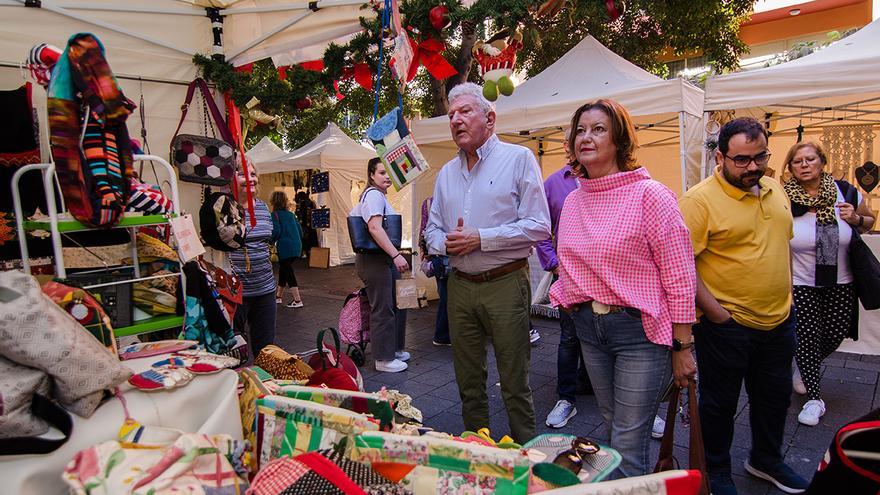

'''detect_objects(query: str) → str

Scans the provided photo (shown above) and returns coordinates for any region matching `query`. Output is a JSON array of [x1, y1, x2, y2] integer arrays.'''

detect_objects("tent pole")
[[10, 0, 195, 56], [678, 112, 687, 194], [700, 112, 709, 181], [37, 2, 204, 15], [226, 10, 312, 63], [220, 0, 367, 15]]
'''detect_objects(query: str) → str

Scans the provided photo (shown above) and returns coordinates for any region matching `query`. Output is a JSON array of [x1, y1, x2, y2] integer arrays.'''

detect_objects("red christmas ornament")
[[295, 97, 312, 110], [429, 5, 450, 31], [605, 0, 621, 20]]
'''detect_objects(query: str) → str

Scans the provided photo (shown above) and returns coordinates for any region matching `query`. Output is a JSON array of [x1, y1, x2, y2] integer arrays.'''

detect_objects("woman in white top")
[[352, 157, 410, 373], [783, 141, 875, 426]]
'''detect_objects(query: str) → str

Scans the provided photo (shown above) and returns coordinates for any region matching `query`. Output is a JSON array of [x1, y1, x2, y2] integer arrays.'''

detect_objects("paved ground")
[[272, 260, 880, 495]]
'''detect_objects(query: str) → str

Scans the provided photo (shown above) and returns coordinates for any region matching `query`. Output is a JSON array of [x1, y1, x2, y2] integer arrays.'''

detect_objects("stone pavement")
[[273, 260, 880, 495]]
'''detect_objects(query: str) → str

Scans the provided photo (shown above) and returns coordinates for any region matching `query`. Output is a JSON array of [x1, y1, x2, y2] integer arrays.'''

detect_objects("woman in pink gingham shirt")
[[549, 99, 697, 478]]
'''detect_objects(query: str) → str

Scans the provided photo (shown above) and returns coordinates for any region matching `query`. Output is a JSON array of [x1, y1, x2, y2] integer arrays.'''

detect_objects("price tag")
[[169, 214, 205, 263]]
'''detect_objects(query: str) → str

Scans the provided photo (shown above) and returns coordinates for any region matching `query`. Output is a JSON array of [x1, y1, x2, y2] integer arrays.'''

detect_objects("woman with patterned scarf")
[[783, 141, 875, 426]]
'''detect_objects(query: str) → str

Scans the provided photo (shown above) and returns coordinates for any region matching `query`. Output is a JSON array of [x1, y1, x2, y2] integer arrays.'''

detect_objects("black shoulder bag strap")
[[0, 394, 74, 455]]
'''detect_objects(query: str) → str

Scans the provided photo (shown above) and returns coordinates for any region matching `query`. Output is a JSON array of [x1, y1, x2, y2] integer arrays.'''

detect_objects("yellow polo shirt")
[[679, 167, 793, 330]]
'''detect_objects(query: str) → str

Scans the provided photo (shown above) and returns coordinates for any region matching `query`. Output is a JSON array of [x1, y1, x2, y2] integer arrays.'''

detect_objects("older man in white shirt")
[[424, 82, 551, 443]]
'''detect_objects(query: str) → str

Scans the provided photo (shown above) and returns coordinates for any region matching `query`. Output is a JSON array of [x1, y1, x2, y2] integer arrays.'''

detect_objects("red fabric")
[[664, 470, 704, 494], [307, 367, 358, 391], [333, 80, 344, 100], [223, 93, 255, 227], [549, 168, 697, 347], [406, 36, 457, 82], [295, 452, 366, 495], [277, 66, 289, 80], [299, 60, 325, 72], [235, 63, 254, 73], [353, 63, 374, 92], [248, 457, 310, 495]]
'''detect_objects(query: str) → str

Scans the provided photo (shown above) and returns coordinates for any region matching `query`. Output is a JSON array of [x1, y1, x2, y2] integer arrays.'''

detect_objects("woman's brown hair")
[[567, 98, 639, 174], [784, 141, 827, 171], [270, 191, 289, 211]]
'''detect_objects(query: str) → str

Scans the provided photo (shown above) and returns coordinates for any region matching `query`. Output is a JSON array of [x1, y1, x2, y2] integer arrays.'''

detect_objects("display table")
[[0, 355, 242, 495], [839, 234, 880, 356]]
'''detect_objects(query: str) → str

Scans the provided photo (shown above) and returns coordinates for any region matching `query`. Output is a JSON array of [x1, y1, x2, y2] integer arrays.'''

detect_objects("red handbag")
[[307, 328, 364, 391]]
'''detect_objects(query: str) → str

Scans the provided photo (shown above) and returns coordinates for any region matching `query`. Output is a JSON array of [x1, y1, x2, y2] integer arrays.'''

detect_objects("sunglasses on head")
[[552, 437, 600, 475]]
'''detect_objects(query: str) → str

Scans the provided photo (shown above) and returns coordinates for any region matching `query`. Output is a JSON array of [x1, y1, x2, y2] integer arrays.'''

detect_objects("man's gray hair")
[[448, 82, 495, 115]]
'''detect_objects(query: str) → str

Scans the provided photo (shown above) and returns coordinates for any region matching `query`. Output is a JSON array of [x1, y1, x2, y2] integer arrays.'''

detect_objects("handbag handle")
[[315, 327, 343, 370], [296, 452, 367, 495], [654, 380, 710, 495], [171, 78, 234, 145], [0, 394, 73, 455]]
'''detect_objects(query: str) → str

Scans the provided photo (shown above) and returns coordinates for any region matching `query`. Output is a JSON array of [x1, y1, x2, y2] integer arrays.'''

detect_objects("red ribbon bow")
[[405, 36, 457, 82]]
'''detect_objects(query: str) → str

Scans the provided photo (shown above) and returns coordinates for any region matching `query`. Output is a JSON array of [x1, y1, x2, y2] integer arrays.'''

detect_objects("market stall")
[[704, 18, 880, 354]]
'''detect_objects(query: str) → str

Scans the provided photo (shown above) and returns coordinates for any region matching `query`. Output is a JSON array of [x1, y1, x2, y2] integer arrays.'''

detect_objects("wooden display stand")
[[308, 247, 330, 269]]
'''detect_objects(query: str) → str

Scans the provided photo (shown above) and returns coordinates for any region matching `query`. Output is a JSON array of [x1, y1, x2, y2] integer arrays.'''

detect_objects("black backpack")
[[199, 187, 246, 252]]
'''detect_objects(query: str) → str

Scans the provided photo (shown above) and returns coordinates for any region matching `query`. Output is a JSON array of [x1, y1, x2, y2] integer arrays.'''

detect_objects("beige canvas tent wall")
[[703, 18, 880, 355], [0, 0, 373, 219], [246, 122, 412, 266]]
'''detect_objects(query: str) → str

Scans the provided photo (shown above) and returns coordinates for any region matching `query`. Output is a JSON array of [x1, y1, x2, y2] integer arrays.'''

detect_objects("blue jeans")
[[432, 256, 450, 344], [695, 310, 796, 475], [557, 305, 590, 402], [572, 306, 671, 478]]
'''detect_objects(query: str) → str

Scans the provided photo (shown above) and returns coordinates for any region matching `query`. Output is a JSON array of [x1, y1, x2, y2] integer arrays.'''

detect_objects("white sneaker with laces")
[[792, 368, 806, 395], [545, 400, 577, 428], [798, 399, 825, 426], [285, 300, 304, 308], [651, 415, 666, 439], [375, 359, 408, 373], [529, 328, 541, 344], [395, 351, 411, 362]]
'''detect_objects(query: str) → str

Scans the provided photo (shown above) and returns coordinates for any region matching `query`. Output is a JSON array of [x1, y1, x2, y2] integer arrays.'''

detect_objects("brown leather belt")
[[454, 259, 528, 283], [563, 301, 638, 316]]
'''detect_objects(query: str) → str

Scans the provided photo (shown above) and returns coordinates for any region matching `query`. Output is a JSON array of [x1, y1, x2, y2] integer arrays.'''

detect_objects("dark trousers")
[[432, 256, 450, 344], [695, 310, 797, 474], [557, 305, 590, 402], [234, 291, 277, 358], [356, 253, 407, 362]]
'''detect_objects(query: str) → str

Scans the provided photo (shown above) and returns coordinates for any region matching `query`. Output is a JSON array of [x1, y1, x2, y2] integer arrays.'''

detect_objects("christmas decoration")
[[429, 5, 450, 31], [244, 96, 282, 132], [473, 30, 523, 101]]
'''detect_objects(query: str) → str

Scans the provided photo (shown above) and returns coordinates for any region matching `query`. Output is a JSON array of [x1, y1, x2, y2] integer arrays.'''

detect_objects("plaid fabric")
[[549, 168, 696, 347], [249, 457, 310, 495]]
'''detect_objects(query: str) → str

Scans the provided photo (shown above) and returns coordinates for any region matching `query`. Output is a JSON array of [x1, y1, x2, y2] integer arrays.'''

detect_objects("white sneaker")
[[651, 415, 666, 439], [545, 400, 577, 428], [395, 351, 411, 361], [798, 399, 825, 426], [285, 300, 303, 308], [375, 359, 408, 373], [529, 328, 541, 344], [792, 367, 806, 395]]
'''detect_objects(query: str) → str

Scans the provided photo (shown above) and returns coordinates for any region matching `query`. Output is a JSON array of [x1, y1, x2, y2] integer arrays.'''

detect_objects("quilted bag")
[[170, 78, 236, 186], [277, 384, 394, 431], [307, 328, 364, 391], [366, 107, 430, 191], [254, 345, 314, 381], [200, 187, 247, 252], [338, 288, 370, 349], [0, 270, 131, 419], [63, 419, 249, 494], [349, 431, 531, 495], [254, 395, 380, 471]]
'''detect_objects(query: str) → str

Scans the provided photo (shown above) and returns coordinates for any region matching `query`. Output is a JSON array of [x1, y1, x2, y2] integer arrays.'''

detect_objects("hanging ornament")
[[244, 97, 283, 132], [533, 0, 567, 18], [473, 30, 523, 101], [605, 0, 622, 21], [855, 161, 879, 193], [796, 124, 805, 142], [295, 97, 313, 110], [429, 5, 451, 31]]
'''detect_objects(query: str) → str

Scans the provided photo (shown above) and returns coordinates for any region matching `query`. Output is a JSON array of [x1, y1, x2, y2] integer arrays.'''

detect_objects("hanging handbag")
[[170, 78, 236, 186], [347, 188, 402, 254], [653, 380, 711, 495], [840, 180, 880, 311]]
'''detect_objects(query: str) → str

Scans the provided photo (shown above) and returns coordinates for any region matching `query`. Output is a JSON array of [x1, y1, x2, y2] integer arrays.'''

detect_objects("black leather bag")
[[849, 232, 880, 310], [347, 214, 402, 254]]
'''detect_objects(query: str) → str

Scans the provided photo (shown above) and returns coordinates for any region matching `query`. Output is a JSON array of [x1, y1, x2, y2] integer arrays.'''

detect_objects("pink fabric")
[[549, 168, 696, 346]]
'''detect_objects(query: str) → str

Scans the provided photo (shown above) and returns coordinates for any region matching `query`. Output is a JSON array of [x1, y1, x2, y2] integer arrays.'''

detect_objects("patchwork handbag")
[[366, 107, 430, 191], [277, 384, 395, 432], [170, 78, 236, 186], [41, 279, 118, 355], [126, 174, 173, 215], [199, 187, 246, 251]]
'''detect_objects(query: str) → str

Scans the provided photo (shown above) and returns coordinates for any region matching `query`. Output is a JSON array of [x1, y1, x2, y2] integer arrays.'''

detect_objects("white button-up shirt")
[[424, 134, 551, 274]]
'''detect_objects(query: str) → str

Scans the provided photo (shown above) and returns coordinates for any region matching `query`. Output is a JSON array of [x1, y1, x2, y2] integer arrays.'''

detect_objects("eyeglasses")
[[790, 155, 821, 167], [723, 152, 771, 168], [552, 437, 600, 475]]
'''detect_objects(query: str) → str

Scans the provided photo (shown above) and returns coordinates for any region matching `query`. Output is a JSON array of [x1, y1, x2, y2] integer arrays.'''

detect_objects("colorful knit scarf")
[[784, 172, 839, 286]]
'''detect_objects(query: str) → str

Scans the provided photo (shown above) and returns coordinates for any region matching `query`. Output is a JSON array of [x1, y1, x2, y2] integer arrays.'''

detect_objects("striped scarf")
[[784, 172, 839, 286]]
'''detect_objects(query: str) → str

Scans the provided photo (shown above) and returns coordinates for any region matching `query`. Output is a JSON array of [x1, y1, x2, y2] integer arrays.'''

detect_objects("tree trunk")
[[429, 19, 478, 116]]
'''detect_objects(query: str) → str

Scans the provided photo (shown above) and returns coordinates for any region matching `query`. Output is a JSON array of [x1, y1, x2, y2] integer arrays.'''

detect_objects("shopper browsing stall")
[[270, 191, 305, 308]]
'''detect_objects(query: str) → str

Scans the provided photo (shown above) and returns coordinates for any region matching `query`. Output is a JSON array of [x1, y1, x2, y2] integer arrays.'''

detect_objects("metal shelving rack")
[[12, 155, 186, 337]]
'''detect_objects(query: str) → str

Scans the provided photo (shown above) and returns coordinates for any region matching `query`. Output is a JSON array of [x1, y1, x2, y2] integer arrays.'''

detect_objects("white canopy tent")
[[0, 0, 373, 216], [246, 122, 412, 266], [704, 18, 880, 355]]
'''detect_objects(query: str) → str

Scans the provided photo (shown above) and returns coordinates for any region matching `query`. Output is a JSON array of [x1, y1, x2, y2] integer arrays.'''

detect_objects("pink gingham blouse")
[[548, 168, 696, 346]]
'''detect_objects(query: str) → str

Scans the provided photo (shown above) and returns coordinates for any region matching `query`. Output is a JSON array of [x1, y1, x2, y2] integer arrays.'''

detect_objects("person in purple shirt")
[[537, 132, 593, 428]]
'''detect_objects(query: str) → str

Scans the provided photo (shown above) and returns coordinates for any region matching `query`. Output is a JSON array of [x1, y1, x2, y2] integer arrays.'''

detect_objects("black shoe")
[[432, 339, 451, 347], [708, 472, 738, 495], [743, 460, 808, 494]]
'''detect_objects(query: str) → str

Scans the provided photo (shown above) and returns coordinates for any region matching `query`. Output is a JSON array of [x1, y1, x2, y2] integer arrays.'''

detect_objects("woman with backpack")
[[270, 191, 305, 308], [351, 158, 410, 373], [229, 160, 278, 358]]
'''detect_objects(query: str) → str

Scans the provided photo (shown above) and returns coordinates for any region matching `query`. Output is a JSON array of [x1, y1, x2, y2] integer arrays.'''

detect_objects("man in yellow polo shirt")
[[679, 117, 808, 495]]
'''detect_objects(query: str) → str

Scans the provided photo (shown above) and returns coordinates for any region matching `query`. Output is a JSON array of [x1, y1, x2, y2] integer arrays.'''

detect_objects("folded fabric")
[[0, 270, 131, 418]]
